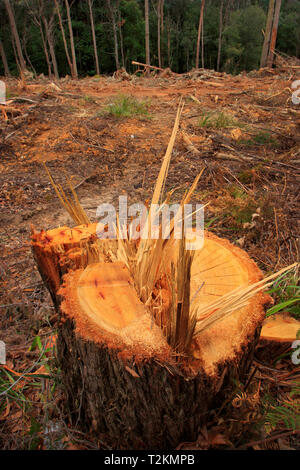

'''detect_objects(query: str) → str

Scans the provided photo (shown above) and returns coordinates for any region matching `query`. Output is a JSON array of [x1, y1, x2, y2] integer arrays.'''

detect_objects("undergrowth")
[[102, 94, 151, 119], [239, 131, 279, 148], [267, 271, 300, 320], [0, 333, 62, 450], [263, 384, 300, 434], [197, 110, 245, 129]]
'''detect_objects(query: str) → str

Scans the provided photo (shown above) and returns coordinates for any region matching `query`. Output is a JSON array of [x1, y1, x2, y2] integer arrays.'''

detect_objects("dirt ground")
[[0, 69, 299, 449]]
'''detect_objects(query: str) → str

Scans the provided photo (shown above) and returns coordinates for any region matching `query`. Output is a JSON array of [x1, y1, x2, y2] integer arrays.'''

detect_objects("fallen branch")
[[181, 131, 201, 155], [131, 60, 164, 72], [215, 152, 245, 163], [7, 97, 38, 104], [0, 105, 21, 116]]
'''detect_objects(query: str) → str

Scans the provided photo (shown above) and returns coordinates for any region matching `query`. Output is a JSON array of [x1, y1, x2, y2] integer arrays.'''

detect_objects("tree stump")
[[32, 224, 270, 449], [255, 313, 300, 363]]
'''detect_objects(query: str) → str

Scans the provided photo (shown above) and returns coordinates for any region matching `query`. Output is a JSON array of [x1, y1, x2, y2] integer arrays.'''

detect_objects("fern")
[[264, 384, 300, 433]]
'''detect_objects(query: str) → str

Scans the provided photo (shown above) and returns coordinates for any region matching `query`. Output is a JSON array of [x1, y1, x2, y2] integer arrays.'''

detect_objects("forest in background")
[[0, 0, 300, 78]]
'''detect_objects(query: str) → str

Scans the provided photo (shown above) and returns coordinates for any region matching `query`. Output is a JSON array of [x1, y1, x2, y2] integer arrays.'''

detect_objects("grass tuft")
[[197, 110, 244, 129], [267, 271, 300, 319], [103, 94, 151, 119], [239, 131, 279, 148]]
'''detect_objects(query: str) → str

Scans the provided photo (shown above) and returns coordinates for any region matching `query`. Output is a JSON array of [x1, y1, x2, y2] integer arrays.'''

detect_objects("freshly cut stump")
[[32, 226, 270, 449]]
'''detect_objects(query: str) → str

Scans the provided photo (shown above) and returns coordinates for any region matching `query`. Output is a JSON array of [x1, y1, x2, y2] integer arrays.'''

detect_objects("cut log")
[[32, 224, 271, 449], [261, 312, 300, 343], [255, 312, 300, 362]]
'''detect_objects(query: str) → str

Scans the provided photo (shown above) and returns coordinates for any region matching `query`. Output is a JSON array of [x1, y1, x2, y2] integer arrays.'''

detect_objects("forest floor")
[[0, 69, 299, 450]]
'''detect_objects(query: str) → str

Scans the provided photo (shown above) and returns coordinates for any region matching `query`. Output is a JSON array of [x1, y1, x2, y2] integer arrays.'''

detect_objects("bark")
[[64, 0, 78, 79], [87, 0, 100, 75], [32, 223, 269, 449], [167, 18, 171, 68], [216, 0, 224, 72], [201, 6, 204, 69], [39, 23, 52, 77], [117, 0, 125, 69], [160, 0, 164, 67], [157, 0, 161, 68], [145, 0, 150, 71], [11, 35, 21, 73], [0, 40, 11, 77], [56, 313, 262, 449], [260, 0, 275, 68], [54, 0, 74, 77], [22, 24, 36, 77], [195, 0, 205, 69], [4, 0, 27, 72], [267, 0, 282, 68]]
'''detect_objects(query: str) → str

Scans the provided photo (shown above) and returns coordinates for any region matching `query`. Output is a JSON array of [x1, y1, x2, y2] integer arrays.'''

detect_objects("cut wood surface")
[[256, 313, 300, 363], [58, 229, 268, 374], [75, 262, 145, 332], [261, 313, 300, 342]]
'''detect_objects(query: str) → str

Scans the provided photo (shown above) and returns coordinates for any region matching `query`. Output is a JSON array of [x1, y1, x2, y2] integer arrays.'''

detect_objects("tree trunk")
[[32, 223, 270, 449], [117, 0, 125, 69], [11, 35, 21, 74], [201, 6, 204, 69], [0, 40, 11, 77], [22, 24, 36, 77], [160, 0, 164, 67], [217, 0, 223, 72], [145, 0, 150, 72], [38, 22, 52, 77], [107, 0, 120, 70], [54, 0, 74, 77], [43, 14, 59, 79], [195, 0, 205, 69], [157, 0, 161, 68], [260, 0, 275, 68], [4, 0, 27, 72], [267, 0, 282, 68], [167, 18, 171, 68], [64, 0, 78, 79], [87, 0, 100, 75], [25, 0, 52, 77]]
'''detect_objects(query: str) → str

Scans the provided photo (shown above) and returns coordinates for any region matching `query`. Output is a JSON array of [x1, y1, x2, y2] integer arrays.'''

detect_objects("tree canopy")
[[0, 0, 299, 77]]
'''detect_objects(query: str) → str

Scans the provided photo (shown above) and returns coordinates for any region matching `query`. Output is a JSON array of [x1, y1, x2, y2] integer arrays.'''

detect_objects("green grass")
[[266, 271, 300, 319], [102, 94, 151, 119], [0, 333, 61, 449], [239, 131, 279, 148], [197, 110, 244, 129], [237, 170, 254, 185], [82, 94, 94, 103], [229, 185, 248, 200]]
